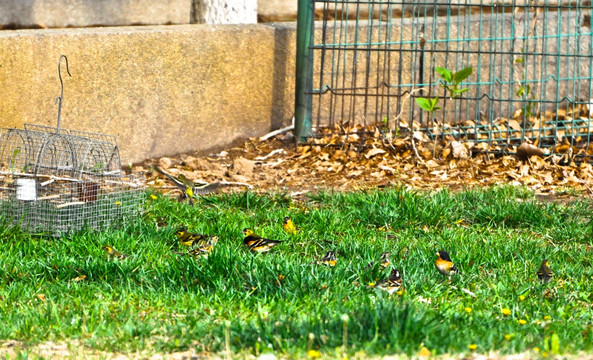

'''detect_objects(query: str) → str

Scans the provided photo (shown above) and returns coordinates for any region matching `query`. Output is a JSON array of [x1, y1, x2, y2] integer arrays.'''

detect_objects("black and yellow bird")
[[367, 252, 391, 269], [435, 250, 458, 277], [175, 227, 215, 247], [102, 245, 129, 259], [282, 216, 300, 235], [317, 250, 337, 267], [537, 259, 553, 283], [243, 228, 283, 253], [154, 166, 222, 204], [188, 236, 219, 258], [379, 252, 391, 269], [375, 268, 403, 294], [154, 166, 196, 204]]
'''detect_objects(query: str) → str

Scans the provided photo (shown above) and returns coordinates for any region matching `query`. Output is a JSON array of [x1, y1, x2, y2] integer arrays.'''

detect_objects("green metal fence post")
[[295, 0, 314, 142]]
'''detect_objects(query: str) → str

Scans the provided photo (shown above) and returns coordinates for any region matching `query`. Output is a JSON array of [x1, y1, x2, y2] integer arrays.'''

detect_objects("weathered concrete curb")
[[0, 0, 192, 28], [0, 24, 297, 164]]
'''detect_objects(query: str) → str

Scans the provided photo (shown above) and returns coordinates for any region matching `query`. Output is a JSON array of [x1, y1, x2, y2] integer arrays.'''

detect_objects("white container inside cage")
[[15, 178, 37, 201]]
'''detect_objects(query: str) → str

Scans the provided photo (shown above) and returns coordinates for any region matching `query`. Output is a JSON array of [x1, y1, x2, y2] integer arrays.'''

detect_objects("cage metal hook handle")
[[55, 55, 72, 133]]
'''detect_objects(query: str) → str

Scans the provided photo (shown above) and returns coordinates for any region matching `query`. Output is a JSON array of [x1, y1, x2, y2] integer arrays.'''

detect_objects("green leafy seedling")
[[10, 148, 21, 173], [436, 66, 473, 99], [415, 97, 441, 113]]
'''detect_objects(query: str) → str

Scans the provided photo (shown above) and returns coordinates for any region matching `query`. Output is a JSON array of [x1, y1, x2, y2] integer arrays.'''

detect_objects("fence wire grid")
[[305, 0, 593, 157]]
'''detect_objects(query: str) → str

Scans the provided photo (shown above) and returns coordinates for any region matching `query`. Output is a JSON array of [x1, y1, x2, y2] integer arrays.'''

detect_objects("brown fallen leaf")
[[451, 141, 469, 159], [365, 147, 386, 159]]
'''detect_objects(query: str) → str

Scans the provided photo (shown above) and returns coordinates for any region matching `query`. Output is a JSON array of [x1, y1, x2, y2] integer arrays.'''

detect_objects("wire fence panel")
[[308, 0, 593, 158]]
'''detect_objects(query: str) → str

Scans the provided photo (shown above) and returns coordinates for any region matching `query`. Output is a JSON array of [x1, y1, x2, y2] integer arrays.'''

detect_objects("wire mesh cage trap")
[[0, 56, 144, 236], [298, 0, 593, 159]]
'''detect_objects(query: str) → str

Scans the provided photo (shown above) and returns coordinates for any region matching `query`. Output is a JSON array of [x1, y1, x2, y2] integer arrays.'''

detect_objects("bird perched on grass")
[[367, 252, 391, 270], [375, 268, 403, 294], [435, 250, 458, 277], [537, 259, 553, 283], [243, 228, 283, 253], [153, 166, 222, 204], [102, 245, 129, 259], [282, 216, 300, 235], [317, 250, 337, 267], [188, 236, 219, 258], [175, 227, 216, 247]]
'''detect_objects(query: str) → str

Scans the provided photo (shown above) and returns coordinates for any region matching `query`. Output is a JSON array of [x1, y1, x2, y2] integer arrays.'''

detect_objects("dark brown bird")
[[537, 259, 553, 283]]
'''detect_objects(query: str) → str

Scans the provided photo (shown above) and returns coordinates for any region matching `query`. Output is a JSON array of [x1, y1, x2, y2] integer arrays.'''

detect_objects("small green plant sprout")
[[436, 66, 473, 99], [10, 148, 21, 173], [515, 83, 535, 118], [415, 97, 441, 113]]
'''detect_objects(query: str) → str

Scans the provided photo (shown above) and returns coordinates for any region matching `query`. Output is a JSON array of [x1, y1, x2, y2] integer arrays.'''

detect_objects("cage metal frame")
[[0, 56, 144, 236]]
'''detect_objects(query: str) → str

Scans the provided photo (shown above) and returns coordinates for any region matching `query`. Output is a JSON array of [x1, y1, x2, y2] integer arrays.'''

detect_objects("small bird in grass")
[[537, 259, 553, 283], [367, 252, 391, 270], [378, 251, 391, 269], [102, 245, 129, 259], [282, 216, 300, 235], [189, 236, 219, 257], [435, 250, 458, 277], [175, 227, 215, 247], [375, 268, 403, 294], [317, 250, 338, 267], [243, 228, 283, 253]]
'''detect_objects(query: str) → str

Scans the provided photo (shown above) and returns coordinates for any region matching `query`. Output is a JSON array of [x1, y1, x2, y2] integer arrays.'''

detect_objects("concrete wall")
[[0, 24, 297, 164], [0, 0, 192, 28], [0, 0, 258, 27]]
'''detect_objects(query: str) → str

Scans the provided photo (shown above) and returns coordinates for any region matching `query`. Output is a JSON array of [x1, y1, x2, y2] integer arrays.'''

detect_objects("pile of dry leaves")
[[137, 122, 593, 197]]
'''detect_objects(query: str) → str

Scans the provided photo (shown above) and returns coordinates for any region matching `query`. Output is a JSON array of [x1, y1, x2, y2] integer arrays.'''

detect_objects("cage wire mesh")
[[309, 0, 593, 159], [0, 56, 144, 236]]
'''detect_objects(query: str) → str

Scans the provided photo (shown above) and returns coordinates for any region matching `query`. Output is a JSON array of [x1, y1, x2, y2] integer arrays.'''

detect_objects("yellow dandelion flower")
[[544, 315, 551, 321], [534, 347, 540, 353], [150, 194, 157, 200], [368, 282, 376, 288], [519, 295, 525, 301], [417, 346, 431, 358], [115, 201, 122, 206], [464, 307, 472, 314], [504, 334, 513, 341], [502, 308, 512, 316], [518, 319, 527, 325], [307, 350, 321, 359], [396, 289, 405, 296], [468, 344, 477, 350]]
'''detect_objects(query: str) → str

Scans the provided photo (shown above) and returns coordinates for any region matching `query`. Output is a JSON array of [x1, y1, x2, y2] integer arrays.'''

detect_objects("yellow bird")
[[102, 245, 129, 259], [317, 250, 337, 267], [435, 250, 458, 276], [154, 166, 195, 204], [243, 228, 283, 253], [175, 227, 214, 247], [282, 216, 300, 235], [154, 166, 223, 204], [537, 259, 553, 283], [188, 236, 219, 258], [367, 252, 391, 270]]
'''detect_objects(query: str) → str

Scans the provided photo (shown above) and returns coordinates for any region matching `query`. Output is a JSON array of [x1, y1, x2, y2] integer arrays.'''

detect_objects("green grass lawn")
[[1, 186, 592, 358]]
